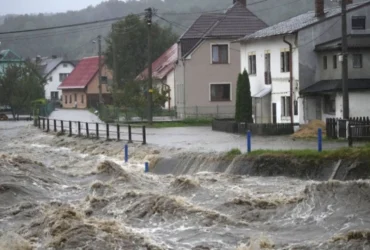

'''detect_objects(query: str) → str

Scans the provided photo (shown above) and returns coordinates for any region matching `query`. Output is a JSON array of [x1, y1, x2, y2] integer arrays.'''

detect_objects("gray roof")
[[179, 2, 266, 56], [240, 1, 370, 42], [32, 57, 74, 77], [300, 79, 370, 94], [315, 35, 370, 51]]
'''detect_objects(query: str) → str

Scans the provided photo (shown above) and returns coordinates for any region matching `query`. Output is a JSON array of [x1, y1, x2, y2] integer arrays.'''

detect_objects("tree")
[[235, 69, 253, 123], [0, 63, 45, 119], [111, 80, 168, 120], [104, 14, 178, 84]]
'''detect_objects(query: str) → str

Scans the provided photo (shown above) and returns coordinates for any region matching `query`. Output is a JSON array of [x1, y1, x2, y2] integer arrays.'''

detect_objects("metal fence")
[[176, 105, 235, 119], [327, 117, 370, 141], [36, 116, 147, 144]]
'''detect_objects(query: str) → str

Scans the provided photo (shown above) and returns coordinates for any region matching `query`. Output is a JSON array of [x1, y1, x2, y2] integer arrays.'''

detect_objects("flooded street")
[[0, 121, 369, 250]]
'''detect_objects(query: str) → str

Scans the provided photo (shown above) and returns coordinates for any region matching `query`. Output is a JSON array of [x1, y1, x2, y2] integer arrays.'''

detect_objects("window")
[[63, 63, 68, 68], [49, 76, 53, 82], [74, 93, 77, 102], [81, 95, 84, 104], [323, 56, 328, 70], [353, 54, 363, 68], [333, 55, 337, 69], [210, 83, 231, 102], [69, 95, 72, 104], [281, 51, 290, 72], [323, 95, 335, 114], [59, 73, 69, 82], [248, 54, 256, 75], [212, 44, 228, 64], [294, 100, 298, 116], [281, 96, 291, 117], [352, 16, 366, 30], [51, 91, 59, 100], [101, 76, 108, 84], [64, 95, 67, 104]]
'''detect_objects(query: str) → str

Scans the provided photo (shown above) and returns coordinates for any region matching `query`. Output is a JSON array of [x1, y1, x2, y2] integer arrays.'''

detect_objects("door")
[[272, 103, 277, 124]]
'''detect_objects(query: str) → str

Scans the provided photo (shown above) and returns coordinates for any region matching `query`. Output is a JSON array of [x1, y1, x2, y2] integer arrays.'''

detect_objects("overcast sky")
[[0, 0, 109, 15]]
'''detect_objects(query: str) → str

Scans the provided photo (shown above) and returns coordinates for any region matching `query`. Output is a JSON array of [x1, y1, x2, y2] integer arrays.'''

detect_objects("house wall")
[[241, 35, 299, 123], [176, 39, 240, 118], [319, 51, 370, 80], [335, 91, 370, 118], [45, 63, 74, 100], [86, 65, 112, 95], [298, 4, 370, 123], [165, 69, 175, 110], [61, 90, 87, 109]]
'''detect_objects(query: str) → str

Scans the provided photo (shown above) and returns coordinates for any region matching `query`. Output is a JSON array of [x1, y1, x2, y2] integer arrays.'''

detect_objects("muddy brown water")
[[0, 122, 369, 250]]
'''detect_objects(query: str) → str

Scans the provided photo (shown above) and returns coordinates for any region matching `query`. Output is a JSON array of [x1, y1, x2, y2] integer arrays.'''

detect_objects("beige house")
[[175, 0, 267, 118], [58, 56, 113, 109]]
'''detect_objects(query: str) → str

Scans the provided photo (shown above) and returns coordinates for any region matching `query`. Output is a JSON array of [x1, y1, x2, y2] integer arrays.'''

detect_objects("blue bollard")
[[145, 162, 149, 173], [124, 144, 128, 163], [247, 130, 251, 153], [318, 128, 322, 152]]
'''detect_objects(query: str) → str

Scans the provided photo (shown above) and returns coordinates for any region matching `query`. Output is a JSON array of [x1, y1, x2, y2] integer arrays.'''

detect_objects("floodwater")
[[0, 121, 369, 250]]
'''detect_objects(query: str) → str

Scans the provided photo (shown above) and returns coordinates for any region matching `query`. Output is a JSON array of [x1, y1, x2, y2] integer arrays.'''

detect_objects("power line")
[[0, 13, 144, 35]]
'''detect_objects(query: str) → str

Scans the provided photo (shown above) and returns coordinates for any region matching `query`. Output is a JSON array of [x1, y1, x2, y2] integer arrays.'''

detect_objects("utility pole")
[[145, 7, 153, 124], [112, 24, 118, 86], [341, 0, 349, 119], [98, 35, 103, 105]]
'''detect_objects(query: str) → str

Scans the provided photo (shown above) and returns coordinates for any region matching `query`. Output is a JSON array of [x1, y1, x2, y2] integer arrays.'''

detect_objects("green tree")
[[235, 69, 253, 123], [112, 80, 168, 121], [104, 14, 178, 84], [0, 63, 45, 119]]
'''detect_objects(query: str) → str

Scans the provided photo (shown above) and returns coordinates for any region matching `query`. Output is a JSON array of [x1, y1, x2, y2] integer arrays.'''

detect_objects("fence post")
[[42, 118, 45, 130], [318, 128, 322, 152], [117, 124, 120, 141], [54, 120, 57, 132], [145, 162, 149, 173], [86, 123, 89, 137], [348, 123, 353, 147], [78, 122, 81, 136], [96, 123, 99, 139], [61, 121, 64, 133], [247, 130, 251, 153], [124, 144, 128, 163], [46, 118, 50, 132], [106, 124, 110, 140], [142, 126, 147, 145], [38, 116, 41, 128], [128, 125, 133, 143], [69, 121, 72, 136]]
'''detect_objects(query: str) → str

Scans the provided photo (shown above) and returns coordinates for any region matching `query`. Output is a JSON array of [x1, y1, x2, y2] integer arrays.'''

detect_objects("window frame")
[[81, 94, 84, 104], [281, 96, 292, 117], [248, 53, 257, 75], [65, 95, 67, 104], [59, 73, 69, 82], [353, 54, 363, 68], [209, 82, 232, 102], [333, 55, 337, 69], [281, 51, 290, 73], [323, 55, 328, 70], [352, 16, 366, 30], [210, 43, 230, 64]]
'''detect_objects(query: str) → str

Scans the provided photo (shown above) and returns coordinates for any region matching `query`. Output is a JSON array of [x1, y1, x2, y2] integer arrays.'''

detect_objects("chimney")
[[315, 0, 324, 17], [233, 0, 246, 6]]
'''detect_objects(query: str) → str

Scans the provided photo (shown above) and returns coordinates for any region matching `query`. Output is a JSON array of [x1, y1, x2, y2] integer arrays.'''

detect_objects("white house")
[[137, 43, 178, 110], [34, 56, 75, 103], [238, 0, 370, 124], [239, 36, 299, 124]]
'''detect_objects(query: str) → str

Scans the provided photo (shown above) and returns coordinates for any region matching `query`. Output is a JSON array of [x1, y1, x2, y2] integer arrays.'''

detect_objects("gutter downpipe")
[[182, 57, 186, 118], [283, 35, 294, 127]]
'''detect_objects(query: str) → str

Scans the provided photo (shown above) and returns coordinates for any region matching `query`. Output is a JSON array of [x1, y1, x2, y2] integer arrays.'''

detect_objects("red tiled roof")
[[58, 56, 99, 89], [137, 43, 178, 80]]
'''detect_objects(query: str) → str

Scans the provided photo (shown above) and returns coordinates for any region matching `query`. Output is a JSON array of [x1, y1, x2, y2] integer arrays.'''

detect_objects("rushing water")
[[0, 122, 370, 250]]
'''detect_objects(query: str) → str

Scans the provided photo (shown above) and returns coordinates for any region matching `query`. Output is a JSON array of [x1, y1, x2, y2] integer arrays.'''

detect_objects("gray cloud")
[[0, 0, 108, 15]]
